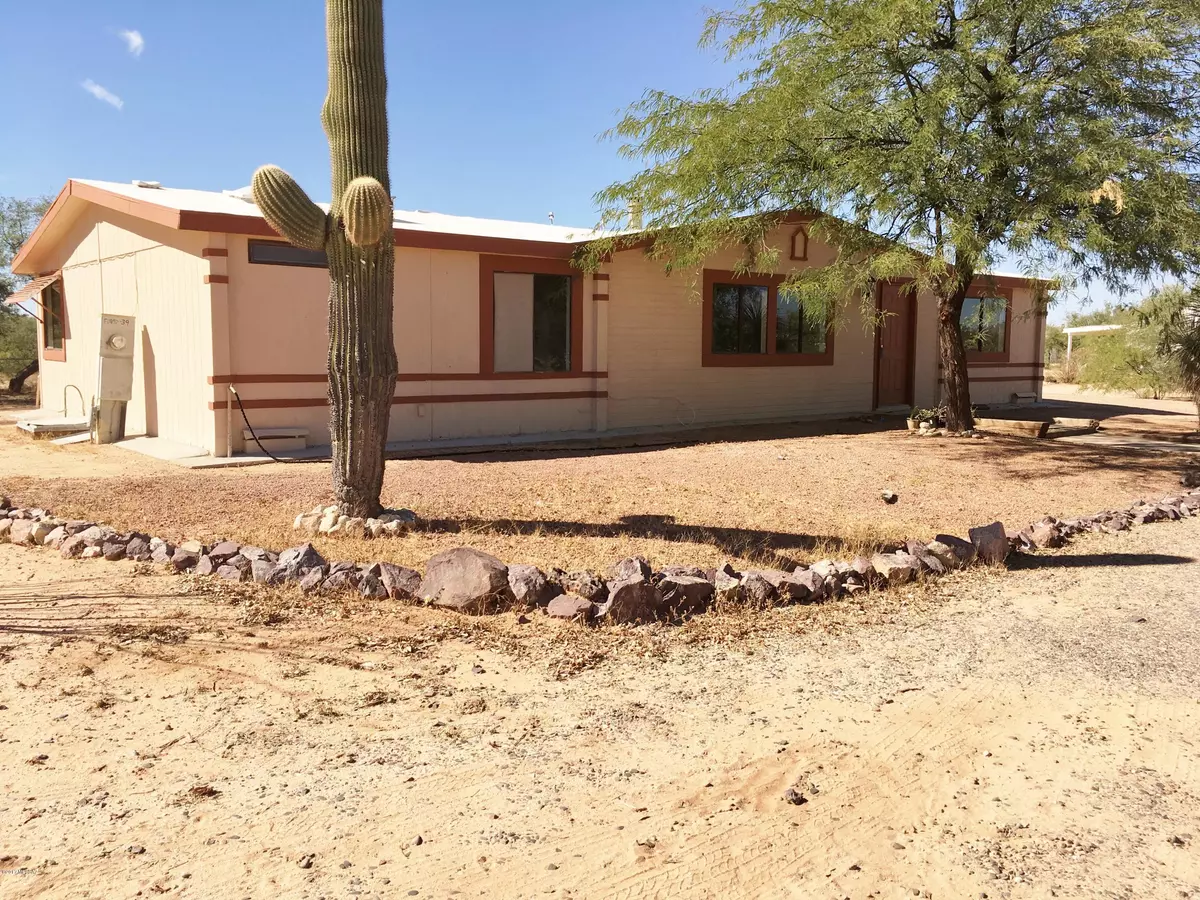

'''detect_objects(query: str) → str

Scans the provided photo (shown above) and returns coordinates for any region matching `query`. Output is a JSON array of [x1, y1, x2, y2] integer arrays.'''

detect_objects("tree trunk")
[[327, 231, 397, 518], [8, 358, 37, 395], [936, 275, 975, 432]]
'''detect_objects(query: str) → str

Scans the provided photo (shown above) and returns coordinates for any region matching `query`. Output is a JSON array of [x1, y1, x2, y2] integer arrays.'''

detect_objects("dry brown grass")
[[2, 406, 1189, 573]]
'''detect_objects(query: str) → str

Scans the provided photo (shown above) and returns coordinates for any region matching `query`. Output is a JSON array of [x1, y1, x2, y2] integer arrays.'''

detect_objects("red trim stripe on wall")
[[208, 390, 608, 411]]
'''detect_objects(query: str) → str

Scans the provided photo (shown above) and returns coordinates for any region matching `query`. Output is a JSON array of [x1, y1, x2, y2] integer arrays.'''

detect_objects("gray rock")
[[9, 519, 34, 545], [81, 546, 104, 560], [43, 525, 67, 548], [658, 575, 715, 615], [546, 593, 594, 621], [0, 519, 10, 541], [790, 568, 826, 600], [740, 572, 777, 608], [659, 564, 708, 581], [63, 521, 93, 536], [171, 548, 200, 572], [612, 556, 652, 582], [931, 534, 977, 567], [761, 569, 811, 603], [713, 563, 742, 602], [102, 541, 128, 562], [596, 576, 662, 623], [968, 522, 1009, 564], [208, 541, 242, 564], [193, 555, 217, 576], [179, 539, 205, 555], [251, 559, 276, 583], [871, 552, 917, 585], [850, 556, 877, 581], [224, 553, 251, 572], [239, 546, 276, 563], [299, 567, 327, 593], [419, 547, 514, 614], [150, 542, 176, 565], [563, 571, 608, 603], [126, 536, 152, 561], [904, 540, 947, 575], [277, 543, 327, 578], [379, 563, 422, 601], [1029, 521, 1064, 549], [76, 525, 107, 548], [217, 565, 247, 582], [322, 569, 360, 592], [360, 574, 389, 599], [508, 564, 553, 607]]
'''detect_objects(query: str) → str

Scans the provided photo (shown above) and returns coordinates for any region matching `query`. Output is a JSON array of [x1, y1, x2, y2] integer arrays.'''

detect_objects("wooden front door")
[[875, 284, 915, 408]]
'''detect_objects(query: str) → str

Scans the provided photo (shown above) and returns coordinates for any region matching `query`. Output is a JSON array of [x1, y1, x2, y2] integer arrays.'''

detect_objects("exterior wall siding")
[[38, 210, 1047, 455], [36, 207, 215, 449], [605, 229, 878, 430], [223, 239, 596, 449]]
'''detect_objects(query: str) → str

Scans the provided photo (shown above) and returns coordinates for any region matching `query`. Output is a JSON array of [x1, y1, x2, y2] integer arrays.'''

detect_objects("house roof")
[[12, 178, 604, 274], [12, 179, 1051, 291]]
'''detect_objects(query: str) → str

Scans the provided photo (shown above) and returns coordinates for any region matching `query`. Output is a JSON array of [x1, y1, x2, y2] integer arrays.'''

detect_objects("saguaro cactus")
[[251, 0, 398, 518]]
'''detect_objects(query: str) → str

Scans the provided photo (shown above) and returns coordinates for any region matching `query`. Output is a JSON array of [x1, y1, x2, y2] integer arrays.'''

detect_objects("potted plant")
[[908, 407, 939, 430]]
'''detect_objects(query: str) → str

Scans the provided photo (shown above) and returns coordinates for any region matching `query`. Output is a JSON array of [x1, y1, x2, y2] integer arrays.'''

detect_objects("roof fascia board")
[[12, 180, 185, 275]]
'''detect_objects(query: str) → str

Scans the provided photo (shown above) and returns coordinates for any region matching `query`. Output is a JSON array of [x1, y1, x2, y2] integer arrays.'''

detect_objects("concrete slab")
[[1054, 433, 1200, 455], [115, 436, 210, 462], [16, 414, 90, 435], [51, 432, 92, 445]]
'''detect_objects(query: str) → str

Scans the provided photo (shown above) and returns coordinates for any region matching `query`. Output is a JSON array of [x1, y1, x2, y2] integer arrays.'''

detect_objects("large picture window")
[[41, 279, 66, 361], [703, 269, 833, 367], [959, 291, 1011, 361], [712, 283, 767, 354], [493, 273, 572, 372], [480, 256, 583, 376]]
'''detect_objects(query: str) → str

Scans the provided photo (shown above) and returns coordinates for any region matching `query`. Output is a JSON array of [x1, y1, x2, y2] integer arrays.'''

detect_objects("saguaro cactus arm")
[[341, 176, 393, 247], [251, 165, 329, 251]]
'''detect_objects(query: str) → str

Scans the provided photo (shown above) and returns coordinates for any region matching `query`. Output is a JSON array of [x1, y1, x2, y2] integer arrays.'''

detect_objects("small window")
[[960, 296, 1007, 354], [712, 283, 767, 354], [42, 280, 65, 351], [248, 240, 328, 268], [775, 290, 827, 355], [493, 272, 572, 372], [790, 226, 809, 261]]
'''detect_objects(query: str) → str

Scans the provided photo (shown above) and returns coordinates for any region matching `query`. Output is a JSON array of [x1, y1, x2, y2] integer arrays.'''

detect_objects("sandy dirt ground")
[[4, 391, 1195, 573], [2, 516, 1198, 899]]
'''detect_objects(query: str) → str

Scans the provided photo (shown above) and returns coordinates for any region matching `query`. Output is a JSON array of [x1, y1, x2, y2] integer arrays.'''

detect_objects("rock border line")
[[2, 488, 1198, 624]]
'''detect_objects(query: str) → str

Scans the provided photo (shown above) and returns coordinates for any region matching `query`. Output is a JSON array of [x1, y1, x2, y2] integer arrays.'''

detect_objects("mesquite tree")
[[587, 0, 1200, 431], [252, 0, 397, 517]]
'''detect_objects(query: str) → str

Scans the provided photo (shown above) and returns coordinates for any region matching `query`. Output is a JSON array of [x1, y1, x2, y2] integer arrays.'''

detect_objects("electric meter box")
[[97, 314, 136, 402]]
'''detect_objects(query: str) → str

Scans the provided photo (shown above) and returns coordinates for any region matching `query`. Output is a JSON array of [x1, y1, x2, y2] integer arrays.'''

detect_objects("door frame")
[[872, 280, 918, 410]]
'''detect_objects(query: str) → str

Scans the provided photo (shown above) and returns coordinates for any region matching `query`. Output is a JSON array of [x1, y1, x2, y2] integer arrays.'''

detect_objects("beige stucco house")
[[10, 179, 1048, 457]]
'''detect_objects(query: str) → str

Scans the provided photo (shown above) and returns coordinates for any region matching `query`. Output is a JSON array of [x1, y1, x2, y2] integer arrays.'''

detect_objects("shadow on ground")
[[1009, 551, 1195, 570]]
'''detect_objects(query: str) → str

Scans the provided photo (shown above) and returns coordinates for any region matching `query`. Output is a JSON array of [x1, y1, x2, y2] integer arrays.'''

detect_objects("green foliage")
[[1073, 294, 1188, 399], [1, 195, 52, 301], [583, 0, 1200, 428], [1141, 283, 1200, 422], [0, 195, 51, 379], [1044, 324, 1067, 363]]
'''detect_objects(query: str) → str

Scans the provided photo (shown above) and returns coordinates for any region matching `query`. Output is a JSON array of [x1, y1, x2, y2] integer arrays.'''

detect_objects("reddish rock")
[[546, 593, 594, 621], [419, 548, 514, 614]]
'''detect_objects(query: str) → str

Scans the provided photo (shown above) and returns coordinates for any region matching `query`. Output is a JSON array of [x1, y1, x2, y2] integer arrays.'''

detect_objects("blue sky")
[[4, 0, 1148, 323]]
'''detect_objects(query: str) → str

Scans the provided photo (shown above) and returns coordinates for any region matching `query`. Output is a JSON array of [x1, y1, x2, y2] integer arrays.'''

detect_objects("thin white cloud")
[[81, 79, 124, 110], [119, 29, 145, 56]]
